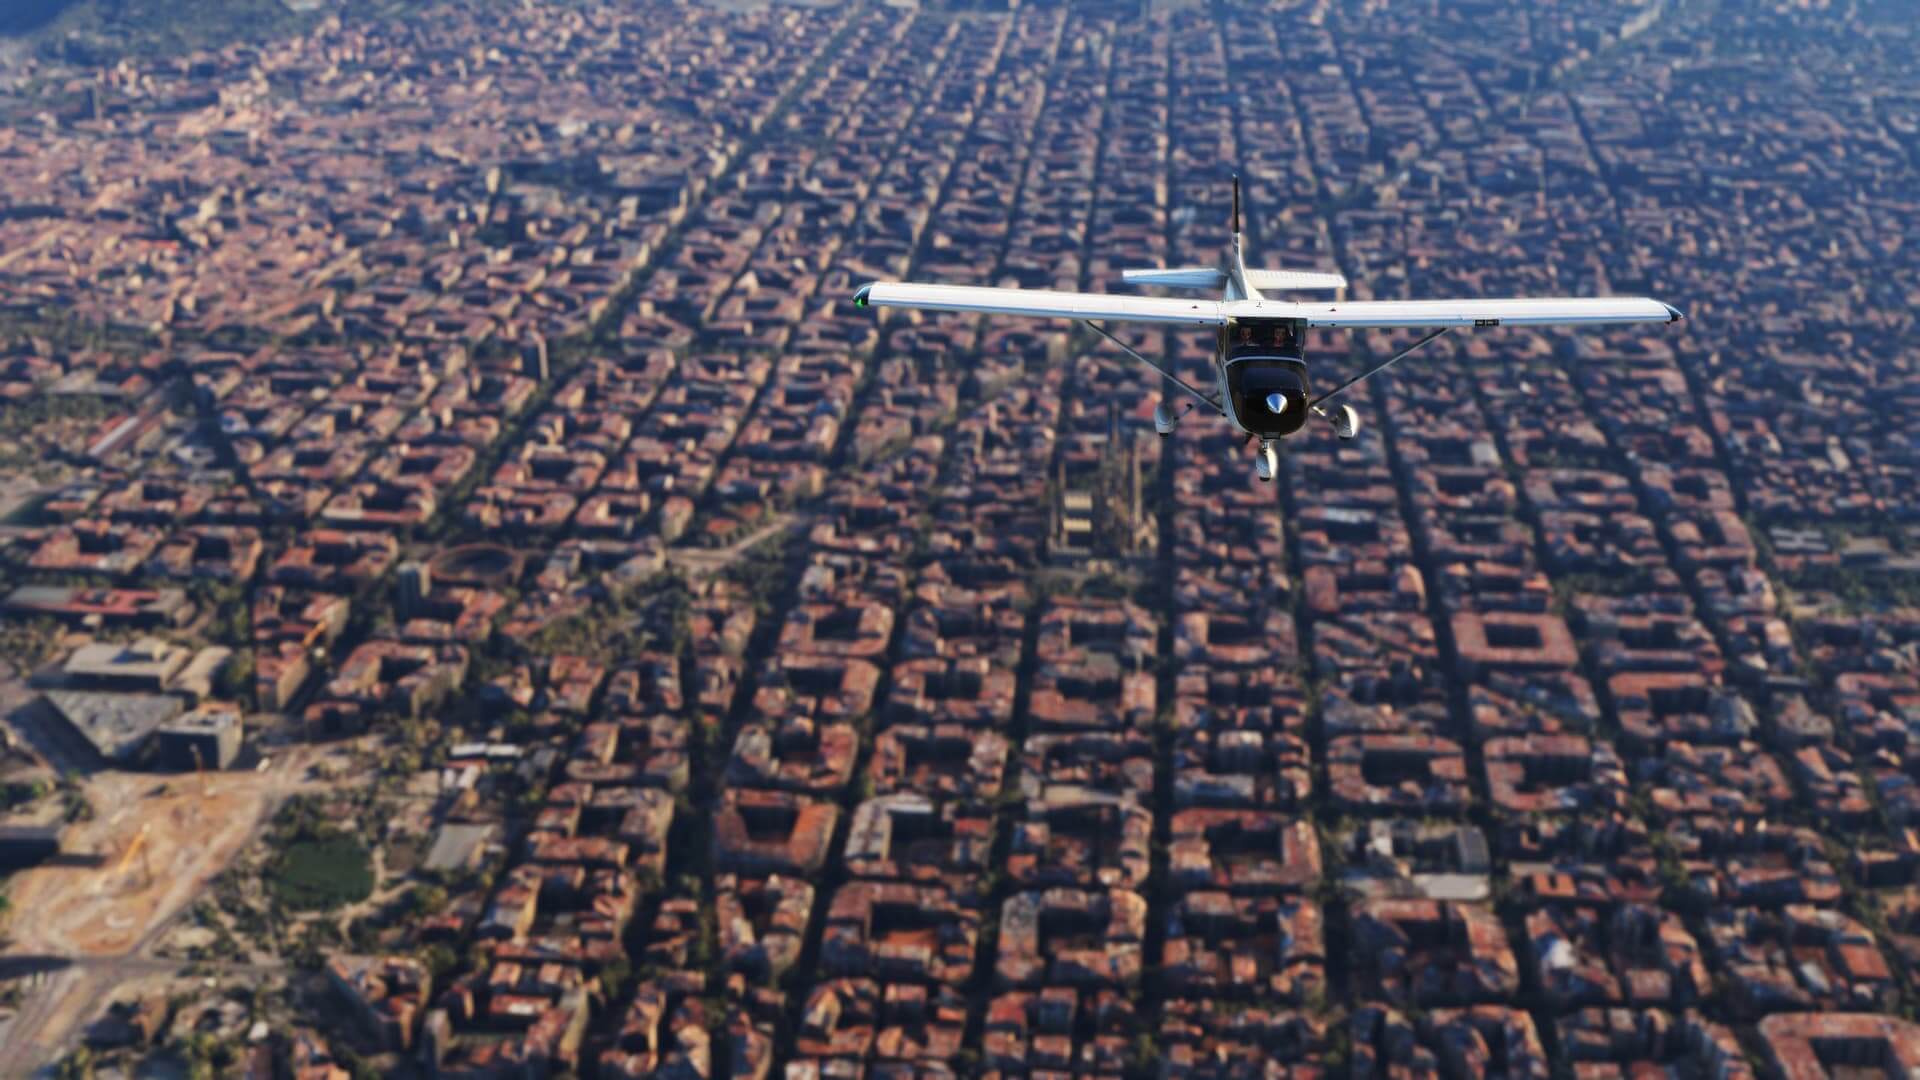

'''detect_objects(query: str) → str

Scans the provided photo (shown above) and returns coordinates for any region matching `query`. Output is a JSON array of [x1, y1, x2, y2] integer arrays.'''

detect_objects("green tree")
[[412, 884, 448, 916], [54, 1047, 94, 1080], [420, 942, 459, 977], [385, 747, 423, 776], [179, 1032, 215, 1080], [599, 955, 631, 999], [217, 649, 254, 702]]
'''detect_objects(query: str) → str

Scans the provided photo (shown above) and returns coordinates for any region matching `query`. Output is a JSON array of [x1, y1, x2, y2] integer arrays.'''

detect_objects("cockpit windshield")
[[1229, 318, 1301, 360]]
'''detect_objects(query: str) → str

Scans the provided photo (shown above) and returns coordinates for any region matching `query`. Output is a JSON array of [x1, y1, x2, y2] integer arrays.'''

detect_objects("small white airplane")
[[854, 178, 1682, 483]]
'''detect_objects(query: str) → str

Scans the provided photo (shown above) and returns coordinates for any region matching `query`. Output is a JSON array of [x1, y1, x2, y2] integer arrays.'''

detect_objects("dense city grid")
[[0, 0, 1916, 1075]]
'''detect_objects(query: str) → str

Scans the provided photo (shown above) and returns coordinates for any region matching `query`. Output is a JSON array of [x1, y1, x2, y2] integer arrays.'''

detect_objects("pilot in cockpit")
[[1232, 321, 1299, 357]]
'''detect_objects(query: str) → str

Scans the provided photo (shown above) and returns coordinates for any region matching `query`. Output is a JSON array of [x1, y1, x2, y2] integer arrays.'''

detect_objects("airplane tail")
[[1119, 174, 1346, 292], [1119, 178, 1242, 290]]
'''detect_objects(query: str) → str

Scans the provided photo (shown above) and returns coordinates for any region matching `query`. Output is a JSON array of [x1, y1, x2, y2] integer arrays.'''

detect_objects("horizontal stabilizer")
[[1245, 268, 1349, 292], [1121, 267, 1228, 290]]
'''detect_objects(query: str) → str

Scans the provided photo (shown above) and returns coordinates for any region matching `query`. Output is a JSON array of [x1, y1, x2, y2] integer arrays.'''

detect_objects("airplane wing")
[[855, 282, 1227, 325], [1232, 297, 1683, 328]]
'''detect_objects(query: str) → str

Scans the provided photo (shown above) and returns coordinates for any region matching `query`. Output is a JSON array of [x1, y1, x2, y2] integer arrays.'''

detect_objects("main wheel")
[[1333, 404, 1361, 440]]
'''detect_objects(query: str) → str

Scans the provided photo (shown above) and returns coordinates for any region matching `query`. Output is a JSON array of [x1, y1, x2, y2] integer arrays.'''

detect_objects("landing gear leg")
[[1255, 440, 1279, 482], [1302, 326, 1451, 442]]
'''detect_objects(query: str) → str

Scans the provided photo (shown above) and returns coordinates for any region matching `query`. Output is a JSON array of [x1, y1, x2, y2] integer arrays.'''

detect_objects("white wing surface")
[[855, 282, 1227, 325], [1229, 296, 1682, 328]]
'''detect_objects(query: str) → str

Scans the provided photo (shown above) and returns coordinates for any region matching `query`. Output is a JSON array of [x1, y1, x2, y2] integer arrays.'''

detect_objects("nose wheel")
[[1255, 441, 1278, 482]]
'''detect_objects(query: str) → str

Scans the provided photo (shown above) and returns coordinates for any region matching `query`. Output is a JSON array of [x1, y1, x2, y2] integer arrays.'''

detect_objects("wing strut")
[[1084, 319, 1223, 414], [1309, 328, 1453, 409]]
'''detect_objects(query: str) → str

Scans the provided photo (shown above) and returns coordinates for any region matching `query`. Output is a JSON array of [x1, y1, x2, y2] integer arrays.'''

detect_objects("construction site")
[[0, 733, 311, 1073], [4, 757, 295, 957]]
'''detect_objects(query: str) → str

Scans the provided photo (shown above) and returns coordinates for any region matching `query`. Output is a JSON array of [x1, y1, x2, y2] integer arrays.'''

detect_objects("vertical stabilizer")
[[1228, 174, 1257, 299]]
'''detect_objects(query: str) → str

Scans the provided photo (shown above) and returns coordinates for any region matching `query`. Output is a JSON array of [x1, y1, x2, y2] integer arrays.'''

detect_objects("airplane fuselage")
[[1216, 336, 1311, 439], [1214, 236, 1314, 440]]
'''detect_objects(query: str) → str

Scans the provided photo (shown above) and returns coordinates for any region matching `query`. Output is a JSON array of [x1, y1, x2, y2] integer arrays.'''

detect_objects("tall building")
[[155, 706, 244, 771], [523, 335, 550, 382], [397, 561, 433, 619], [1049, 402, 1152, 562]]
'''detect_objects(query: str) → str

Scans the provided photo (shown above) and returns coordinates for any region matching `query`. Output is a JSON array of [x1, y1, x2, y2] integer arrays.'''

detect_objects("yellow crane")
[[114, 822, 152, 885]]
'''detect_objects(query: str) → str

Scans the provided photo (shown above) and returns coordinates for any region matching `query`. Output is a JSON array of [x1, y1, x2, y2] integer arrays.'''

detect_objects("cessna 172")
[[853, 178, 1682, 483]]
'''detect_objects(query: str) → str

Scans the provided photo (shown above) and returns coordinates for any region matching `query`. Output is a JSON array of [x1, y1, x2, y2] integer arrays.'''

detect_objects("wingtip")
[[853, 282, 874, 308], [1664, 303, 1685, 323]]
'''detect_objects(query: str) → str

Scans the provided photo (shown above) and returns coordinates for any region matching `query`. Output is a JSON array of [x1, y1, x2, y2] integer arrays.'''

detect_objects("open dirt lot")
[[8, 763, 296, 956], [0, 746, 326, 1073]]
